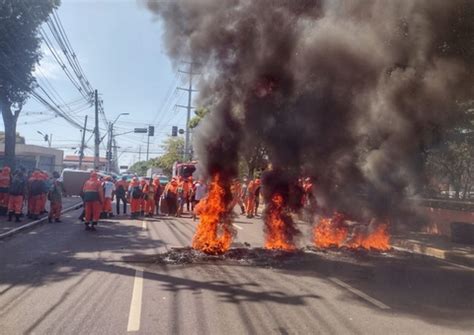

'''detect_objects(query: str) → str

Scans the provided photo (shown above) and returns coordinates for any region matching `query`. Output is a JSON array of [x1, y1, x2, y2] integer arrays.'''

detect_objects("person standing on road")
[[176, 176, 186, 217], [185, 177, 192, 212], [143, 179, 156, 217], [164, 178, 178, 216], [102, 176, 115, 218], [39, 171, 49, 215], [48, 171, 64, 223], [153, 177, 162, 215], [0, 166, 11, 216], [192, 179, 208, 221], [115, 176, 128, 215], [139, 178, 147, 216], [128, 177, 142, 219], [246, 179, 257, 218], [253, 179, 261, 217], [28, 171, 44, 220], [230, 179, 245, 215], [8, 170, 27, 222], [82, 171, 104, 231]]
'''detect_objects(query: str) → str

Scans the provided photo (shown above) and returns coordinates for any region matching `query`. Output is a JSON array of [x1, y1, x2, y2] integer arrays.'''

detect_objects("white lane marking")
[[127, 269, 144, 332], [233, 224, 243, 230], [329, 277, 390, 310], [142, 221, 147, 231]]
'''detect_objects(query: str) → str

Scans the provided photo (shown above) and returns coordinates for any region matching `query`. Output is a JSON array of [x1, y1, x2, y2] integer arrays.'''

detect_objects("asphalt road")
[[0, 206, 473, 334]]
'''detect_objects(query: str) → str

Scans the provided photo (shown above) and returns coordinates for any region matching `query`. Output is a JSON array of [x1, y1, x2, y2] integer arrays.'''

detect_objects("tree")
[[155, 137, 184, 176], [0, 0, 59, 169], [128, 160, 153, 176], [240, 141, 268, 178], [188, 107, 209, 129], [424, 102, 474, 199]]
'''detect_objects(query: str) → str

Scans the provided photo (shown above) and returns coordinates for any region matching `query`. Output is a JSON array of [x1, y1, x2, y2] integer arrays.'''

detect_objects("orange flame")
[[192, 174, 233, 255], [347, 224, 390, 251], [313, 213, 348, 248], [264, 194, 296, 251], [313, 214, 390, 251]]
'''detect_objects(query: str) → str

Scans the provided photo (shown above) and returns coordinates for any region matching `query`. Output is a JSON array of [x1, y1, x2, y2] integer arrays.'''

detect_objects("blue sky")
[[8, 0, 192, 168]]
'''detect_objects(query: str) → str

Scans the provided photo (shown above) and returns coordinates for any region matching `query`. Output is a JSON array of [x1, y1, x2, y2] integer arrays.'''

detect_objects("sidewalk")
[[392, 231, 474, 268], [0, 196, 82, 236]]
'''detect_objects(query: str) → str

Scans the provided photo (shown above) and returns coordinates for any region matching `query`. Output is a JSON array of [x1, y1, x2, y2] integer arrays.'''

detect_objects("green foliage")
[[0, 0, 60, 168], [129, 137, 184, 177], [154, 137, 184, 175], [128, 160, 153, 176], [0, 0, 60, 106], [188, 107, 209, 129], [424, 102, 474, 199]]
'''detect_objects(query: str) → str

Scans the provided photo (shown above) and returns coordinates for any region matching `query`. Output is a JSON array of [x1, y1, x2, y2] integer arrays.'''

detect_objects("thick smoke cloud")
[[145, 0, 474, 222]]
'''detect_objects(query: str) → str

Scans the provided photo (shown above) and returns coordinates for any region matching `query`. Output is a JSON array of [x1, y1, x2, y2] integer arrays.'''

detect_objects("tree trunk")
[[1, 101, 17, 170]]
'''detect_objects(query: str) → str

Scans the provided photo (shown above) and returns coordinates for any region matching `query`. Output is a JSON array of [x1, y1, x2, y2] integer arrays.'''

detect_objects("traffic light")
[[148, 125, 155, 136], [106, 151, 112, 160], [171, 126, 178, 137]]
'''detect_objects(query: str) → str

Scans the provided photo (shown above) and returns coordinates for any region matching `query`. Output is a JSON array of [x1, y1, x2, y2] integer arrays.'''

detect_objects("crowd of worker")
[[0, 166, 64, 223], [79, 172, 209, 230], [0, 166, 314, 231]]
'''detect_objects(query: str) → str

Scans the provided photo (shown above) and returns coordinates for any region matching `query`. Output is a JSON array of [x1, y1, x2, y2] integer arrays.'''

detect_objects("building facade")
[[63, 155, 107, 171], [0, 144, 64, 173]]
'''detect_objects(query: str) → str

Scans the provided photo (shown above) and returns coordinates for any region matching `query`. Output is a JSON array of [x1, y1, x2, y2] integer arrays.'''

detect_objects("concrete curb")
[[392, 241, 474, 268], [0, 202, 83, 240]]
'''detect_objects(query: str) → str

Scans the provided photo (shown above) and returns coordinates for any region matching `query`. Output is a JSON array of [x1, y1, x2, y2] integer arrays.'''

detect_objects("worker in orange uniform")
[[28, 171, 44, 220], [164, 178, 178, 216], [82, 171, 104, 231], [143, 179, 156, 217], [153, 177, 162, 215], [176, 176, 186, 217], [48, 171, 64, 223], [139, 178, 147, 216], [128, 177, 142, 219], [230, 179, 245, 215], [0, 166, 11, 216], [253, 179, 261, 216], [115, 176, 128, 215], [102, 176, 115, 218], [8, 170, 27, 222], [184, 177, 192, 212], [39, 172, 49, 215], [246, 179, 256, 218]]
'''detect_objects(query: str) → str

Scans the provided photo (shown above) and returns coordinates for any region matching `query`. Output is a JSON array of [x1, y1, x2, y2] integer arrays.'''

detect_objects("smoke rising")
[[145, 0, 474, 222]]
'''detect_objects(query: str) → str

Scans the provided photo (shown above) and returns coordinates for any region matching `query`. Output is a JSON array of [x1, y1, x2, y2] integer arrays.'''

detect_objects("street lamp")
[[111, 113, 130, 126], [37, 131, 52, 147], [106, 113, 130, 172]]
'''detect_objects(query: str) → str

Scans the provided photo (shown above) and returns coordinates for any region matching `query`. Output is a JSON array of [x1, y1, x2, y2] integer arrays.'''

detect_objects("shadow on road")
[[0, 212, 472, 332]]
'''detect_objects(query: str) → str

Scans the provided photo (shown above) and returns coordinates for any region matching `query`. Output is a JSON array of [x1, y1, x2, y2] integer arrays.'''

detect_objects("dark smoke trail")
[[144, 0, 474, 229]]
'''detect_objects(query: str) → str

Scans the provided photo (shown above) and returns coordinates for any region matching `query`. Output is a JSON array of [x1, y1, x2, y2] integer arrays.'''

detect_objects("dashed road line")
[[233, 224, 243, 230], [127, 269, 144, 332], [142, 221, 147, 231], [329, 277, 390, 310]]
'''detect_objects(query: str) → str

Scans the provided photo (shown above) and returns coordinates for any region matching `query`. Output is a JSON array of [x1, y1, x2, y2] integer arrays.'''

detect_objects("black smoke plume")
[[144, 0, 474, 224]]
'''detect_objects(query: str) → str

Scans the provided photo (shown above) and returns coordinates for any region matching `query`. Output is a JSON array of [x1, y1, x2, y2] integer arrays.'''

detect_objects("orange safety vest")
[[0, 173, 10, 190], [143, 184, 155, 200], [83, 179, 103, 202]]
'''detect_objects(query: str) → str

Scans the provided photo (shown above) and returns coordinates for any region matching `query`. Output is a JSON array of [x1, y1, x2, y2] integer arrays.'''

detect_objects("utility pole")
[[94, 89, 100, 170], [177, 62, 198, 161], [106, 122, 112, 173], [79, 115, 88, 170], [146, 126, 150, 161], [113, 138, 119, 172]]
